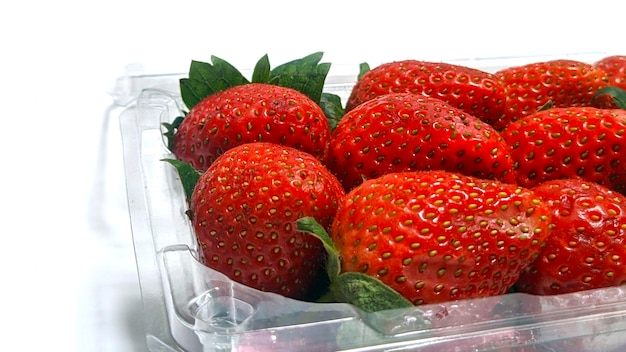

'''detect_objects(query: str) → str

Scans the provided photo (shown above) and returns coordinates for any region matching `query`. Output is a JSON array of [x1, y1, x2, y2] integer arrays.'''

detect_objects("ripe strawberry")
[[345, 60, 506, 125], [189, 142, 345, 300], [515, 178, 626, 295], [330, 171, 553, 306], [592, 55, 626, 109], [327, 93, 516, 191], [494, 59, 608, 130], [500, 106, 626, 193], [594, 55, 626, 90], [171, 83, 331, 172]]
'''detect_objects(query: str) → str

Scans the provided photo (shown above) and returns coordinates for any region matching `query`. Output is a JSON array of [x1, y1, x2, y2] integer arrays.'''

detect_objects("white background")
[[1, 1, 625, 351]]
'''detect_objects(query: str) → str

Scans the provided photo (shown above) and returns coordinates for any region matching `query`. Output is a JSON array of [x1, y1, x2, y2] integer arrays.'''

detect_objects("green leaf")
[[180, 57, 250, 110], [161, 159, 201, 202], [358, 62, 371, 80], [179, 52, 333, 110], [162, 115, 186, 152], [319, 92, 345, 131], [297, 217, 341, 279], [334, 319, 381, 350], [297, 217, 414, 312], [268, 51, 331, 104], [537, 100, 554, 112], [252, 54, 271, 83], [333, 272, 413, 313], [593, 86, 626, 109]]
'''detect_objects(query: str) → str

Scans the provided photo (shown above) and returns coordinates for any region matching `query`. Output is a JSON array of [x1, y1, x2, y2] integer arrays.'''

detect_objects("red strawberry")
[[495, 59, 608, 130], [330, 171, 553, 306], [592, 55, 626, 109], [172, 83, 331, 171], [327, 93, 516, 191], [346, 60, 506, 125], [515, 178, 626, 295], [500, 106, 626, 193], [594, 55, 626, 90], [189, 142, 345, 300]]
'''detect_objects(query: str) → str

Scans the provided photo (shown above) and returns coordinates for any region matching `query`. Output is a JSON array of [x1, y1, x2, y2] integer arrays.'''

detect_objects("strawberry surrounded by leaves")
[[345, 60, 506, 125], [164, 52, 344, 172], [515, 178, 626, 295], [161, 53, 348, 300]]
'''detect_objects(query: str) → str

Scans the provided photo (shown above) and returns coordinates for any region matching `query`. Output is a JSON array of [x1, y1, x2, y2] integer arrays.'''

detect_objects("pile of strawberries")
[[164, 53, 626, 312]]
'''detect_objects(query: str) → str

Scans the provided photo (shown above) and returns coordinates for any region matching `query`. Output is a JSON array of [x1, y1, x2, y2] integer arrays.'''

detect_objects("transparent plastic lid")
[[119, 54, 626, 351]]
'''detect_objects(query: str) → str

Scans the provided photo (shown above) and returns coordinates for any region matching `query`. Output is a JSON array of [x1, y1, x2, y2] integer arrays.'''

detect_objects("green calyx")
[[297, 217, 413, 312], [537, 100, 554, 112], [592, 86, 626, 109], [162, 115, 185, 152], [357, 62, 371, 81], [177, 52, 344, 123], [157, 170, 413, 312], [180, 56, 249, 111], [161, 158, 201, 204], [163, 52, 346, 152]]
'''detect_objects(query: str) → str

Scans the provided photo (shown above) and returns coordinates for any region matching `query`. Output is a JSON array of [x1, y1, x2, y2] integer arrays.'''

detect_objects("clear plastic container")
[[119, 54, 626, 352]]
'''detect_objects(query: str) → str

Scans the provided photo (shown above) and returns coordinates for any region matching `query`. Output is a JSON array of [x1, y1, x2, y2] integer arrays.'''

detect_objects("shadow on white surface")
[[77, 102, 150, 352]]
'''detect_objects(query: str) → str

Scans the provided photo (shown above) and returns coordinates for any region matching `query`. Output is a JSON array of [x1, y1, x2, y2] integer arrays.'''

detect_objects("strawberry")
[[171, 83, 331, 171], [594, 55, 626, 90], [327, 171, 553, 306], [327, 93, 516, 191], [500, 106, 626, 193], [494, 59, 608, 130], [185, 142, 345, 300], [515, 178, 626, 295], [345, 60, 506, 125], [592, 55, 626, 109], [165, 52, 344, 172]]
